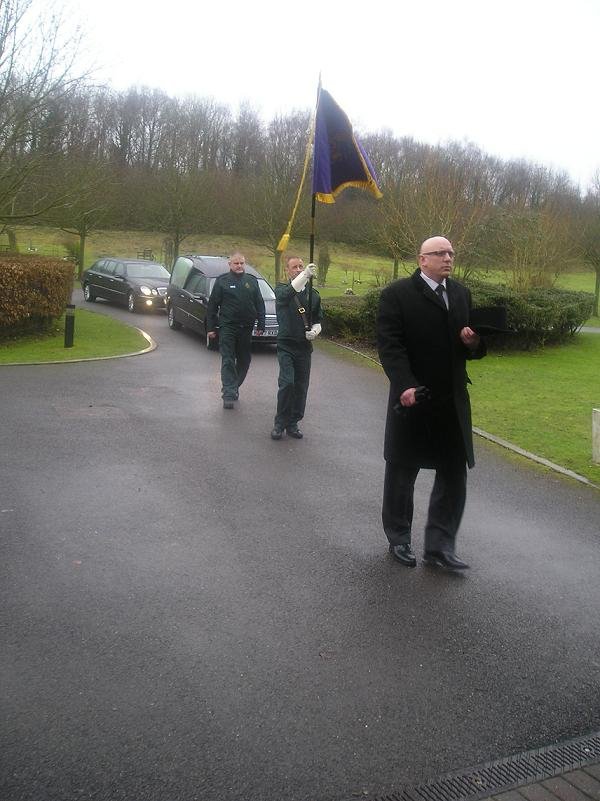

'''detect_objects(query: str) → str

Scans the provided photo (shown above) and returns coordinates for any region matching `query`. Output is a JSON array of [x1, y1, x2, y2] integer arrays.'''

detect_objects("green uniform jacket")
[[275, 281, 323, 349], [206, 271, 266, 331]]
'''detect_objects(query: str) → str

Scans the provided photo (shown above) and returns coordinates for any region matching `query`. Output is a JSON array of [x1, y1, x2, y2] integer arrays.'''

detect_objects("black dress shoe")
[[389, 543, 417, 567], [423, 550, 470, 571], [223, 399, 235, 409], [270, 427, 283, 440], [286, 426, 303, 439]]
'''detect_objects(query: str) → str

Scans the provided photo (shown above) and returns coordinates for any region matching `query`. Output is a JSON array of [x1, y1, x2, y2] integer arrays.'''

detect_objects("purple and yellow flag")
[[312, 88, 382, 204]]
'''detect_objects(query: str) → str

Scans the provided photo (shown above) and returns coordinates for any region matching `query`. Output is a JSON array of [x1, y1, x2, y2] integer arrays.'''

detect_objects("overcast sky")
[[74, 0, 599, 190]]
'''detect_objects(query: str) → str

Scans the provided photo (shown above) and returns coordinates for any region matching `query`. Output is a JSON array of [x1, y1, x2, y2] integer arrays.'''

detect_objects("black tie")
[[435, 283, 448, 308]]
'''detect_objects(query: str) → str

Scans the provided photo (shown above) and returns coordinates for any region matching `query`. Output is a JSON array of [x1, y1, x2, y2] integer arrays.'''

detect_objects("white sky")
[[73, 0, 600, 190]]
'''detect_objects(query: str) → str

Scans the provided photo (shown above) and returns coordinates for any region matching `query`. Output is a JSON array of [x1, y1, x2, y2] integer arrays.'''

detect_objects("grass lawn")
[[467, 333, 600, 485], [0, 308, 150, 364]]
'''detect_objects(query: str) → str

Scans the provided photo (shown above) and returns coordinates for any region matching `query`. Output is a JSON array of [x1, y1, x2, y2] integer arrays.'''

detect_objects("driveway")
[[1, 293, 600, 801]]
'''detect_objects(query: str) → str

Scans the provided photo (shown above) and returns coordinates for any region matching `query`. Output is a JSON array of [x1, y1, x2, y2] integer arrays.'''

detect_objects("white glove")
[[305, 323, 321, 341], [291, 264, 317, 292]]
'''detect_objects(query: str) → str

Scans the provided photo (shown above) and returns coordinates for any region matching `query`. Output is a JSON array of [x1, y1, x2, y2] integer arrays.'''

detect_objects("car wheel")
[[83, 283, 96, 302], [206, 330, 218, 350], [167, 304, 182, 330], [127, 292, 136, 313]]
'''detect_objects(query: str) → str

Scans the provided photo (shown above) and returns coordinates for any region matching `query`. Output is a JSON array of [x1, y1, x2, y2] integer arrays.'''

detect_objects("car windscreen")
[[126, 264, 170, 280]]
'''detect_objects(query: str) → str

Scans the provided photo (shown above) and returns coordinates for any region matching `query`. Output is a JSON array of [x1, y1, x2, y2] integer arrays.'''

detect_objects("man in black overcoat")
[[377, 236, 486, 571]]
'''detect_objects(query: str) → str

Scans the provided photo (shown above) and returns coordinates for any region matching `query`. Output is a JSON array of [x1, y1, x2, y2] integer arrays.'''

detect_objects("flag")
[[312, 88, 382, 204]]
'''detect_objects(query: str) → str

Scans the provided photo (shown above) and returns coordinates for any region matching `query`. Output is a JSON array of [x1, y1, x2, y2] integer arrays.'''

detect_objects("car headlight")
[[140, 285, 152, 296]]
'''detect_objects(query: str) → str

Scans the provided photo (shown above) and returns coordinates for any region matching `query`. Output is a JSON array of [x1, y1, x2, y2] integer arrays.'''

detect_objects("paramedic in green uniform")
[[207, 252, 266, 409], [271, 256, 323, 440]]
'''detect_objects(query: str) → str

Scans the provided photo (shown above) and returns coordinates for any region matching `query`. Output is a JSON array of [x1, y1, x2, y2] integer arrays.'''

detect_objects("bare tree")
[[42, 156, 115, 277], [146, 168, 220, 266], [240, 110, 311, 282], [580, 172, 600, 316], [0, 0, 83, 224], [484, 202, 577, 290], [367, 141, 495, 281]]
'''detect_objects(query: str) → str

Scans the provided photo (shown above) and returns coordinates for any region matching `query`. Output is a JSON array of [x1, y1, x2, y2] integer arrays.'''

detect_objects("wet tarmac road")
[[1, 293, 599, 801]]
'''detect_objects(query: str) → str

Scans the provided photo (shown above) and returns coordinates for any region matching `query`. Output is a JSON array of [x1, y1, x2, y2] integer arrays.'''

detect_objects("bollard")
[[64, 304, 75, 348], [593, 409, 600, 465]]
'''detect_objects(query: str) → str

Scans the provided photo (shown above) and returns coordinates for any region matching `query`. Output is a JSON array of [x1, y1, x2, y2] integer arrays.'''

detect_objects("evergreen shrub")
[[469, 282, 594, 349], [0, 255, 74, 339], [322, 283, 594, 351]]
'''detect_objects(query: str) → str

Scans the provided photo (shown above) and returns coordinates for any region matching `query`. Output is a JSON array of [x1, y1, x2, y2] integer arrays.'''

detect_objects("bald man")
[[206, 252, 265, 409], [377, 236, 486, 571]]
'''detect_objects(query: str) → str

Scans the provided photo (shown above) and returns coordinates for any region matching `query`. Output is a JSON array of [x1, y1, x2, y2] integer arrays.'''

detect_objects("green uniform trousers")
[[274, 343, 312, 429], [219, 324, 253, 400]]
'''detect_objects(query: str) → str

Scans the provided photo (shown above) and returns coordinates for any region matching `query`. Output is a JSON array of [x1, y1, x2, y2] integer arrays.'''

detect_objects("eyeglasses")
[[421, 250, 455, 258]]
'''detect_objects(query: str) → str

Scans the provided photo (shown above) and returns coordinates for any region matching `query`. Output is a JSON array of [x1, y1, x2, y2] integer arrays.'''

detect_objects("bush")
[[0, 255, 75, 339], [322, 282, 594, 351], [321, 294, 365, 340], [469, 282, 594, 349]]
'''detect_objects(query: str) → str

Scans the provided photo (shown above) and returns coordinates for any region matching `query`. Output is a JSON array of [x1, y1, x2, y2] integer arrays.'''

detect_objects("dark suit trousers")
[[383, 459, 467, 553], [274, 344, 311, 429]]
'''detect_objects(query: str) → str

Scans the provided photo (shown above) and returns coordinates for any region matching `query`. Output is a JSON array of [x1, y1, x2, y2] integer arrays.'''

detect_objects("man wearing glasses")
[[377, 236, 486, 571]]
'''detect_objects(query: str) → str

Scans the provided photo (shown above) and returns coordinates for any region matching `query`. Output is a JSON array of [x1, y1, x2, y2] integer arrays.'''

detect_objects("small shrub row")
[[0, 255, 74, 338], [469, 282, 594, 349], [322, 283, 594, 351]]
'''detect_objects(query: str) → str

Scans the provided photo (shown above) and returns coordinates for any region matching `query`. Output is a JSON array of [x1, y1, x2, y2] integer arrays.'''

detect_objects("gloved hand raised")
[[305, 322, 322, 341], [291, 263, 317, 292]]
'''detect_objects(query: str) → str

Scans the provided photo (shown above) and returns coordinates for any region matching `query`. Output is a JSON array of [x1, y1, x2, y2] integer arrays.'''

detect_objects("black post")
[[307, 193, 316, 328], [64, 304, 75, 348]]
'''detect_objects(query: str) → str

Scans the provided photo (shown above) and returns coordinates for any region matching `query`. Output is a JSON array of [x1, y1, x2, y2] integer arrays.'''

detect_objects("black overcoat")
[[377, 270, 486, 469]]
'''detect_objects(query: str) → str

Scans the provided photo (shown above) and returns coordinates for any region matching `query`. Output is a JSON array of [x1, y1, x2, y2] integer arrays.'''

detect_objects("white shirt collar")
[[420, 271, 446, 292]]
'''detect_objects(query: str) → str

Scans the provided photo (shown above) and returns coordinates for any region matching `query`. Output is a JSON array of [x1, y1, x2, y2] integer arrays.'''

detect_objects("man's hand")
[[208, 331, 217, 339], [460, 326, 480, 349], [291, 264, 317, 292], [400, 388, 417, 407], [305, 322, 321, 341]]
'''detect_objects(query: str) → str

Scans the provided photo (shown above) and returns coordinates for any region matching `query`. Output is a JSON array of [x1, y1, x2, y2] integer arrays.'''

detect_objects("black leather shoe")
[[286, 426, 303, 439], [223, 400, 235, 409], [270, 427, 283, 440], [389, 543, 417, 567], [423, 550, 470, 571]]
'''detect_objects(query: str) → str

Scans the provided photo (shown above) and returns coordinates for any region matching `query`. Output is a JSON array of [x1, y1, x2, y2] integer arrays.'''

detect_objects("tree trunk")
[[595, 267, 600, 317], [274, 250, 282, 284], [78, 231, 86, 280], [7, 227, 17, 252], [393, 256, 399, 280], [173, 235, 181, 265]]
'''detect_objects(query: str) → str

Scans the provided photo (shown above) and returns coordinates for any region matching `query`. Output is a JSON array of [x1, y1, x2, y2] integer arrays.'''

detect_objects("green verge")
[[0, 308, 150, 364], [467, 333, 600, 485]]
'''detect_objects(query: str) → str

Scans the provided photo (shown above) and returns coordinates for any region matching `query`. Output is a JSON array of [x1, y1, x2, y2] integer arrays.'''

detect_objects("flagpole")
[[308, 192, 316, 328], [307, 76, 321, 330]]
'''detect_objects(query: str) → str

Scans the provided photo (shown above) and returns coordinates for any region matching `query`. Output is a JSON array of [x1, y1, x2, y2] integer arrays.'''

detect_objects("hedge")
[[0, 255, 75, 338], [322, 283, 594, 351]]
